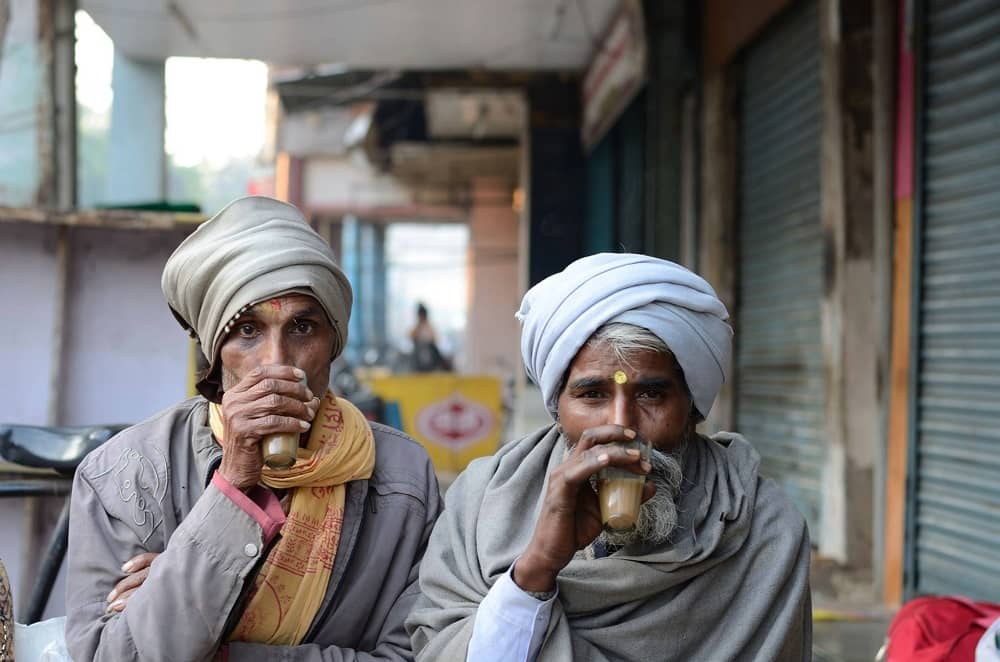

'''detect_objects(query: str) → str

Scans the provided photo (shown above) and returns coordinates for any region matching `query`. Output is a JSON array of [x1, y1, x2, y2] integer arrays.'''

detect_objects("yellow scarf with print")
[[209, 391, 375, 645]]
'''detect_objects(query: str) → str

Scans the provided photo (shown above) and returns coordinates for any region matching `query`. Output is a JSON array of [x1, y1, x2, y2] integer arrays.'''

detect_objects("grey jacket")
[[65, 397, 441, 662]]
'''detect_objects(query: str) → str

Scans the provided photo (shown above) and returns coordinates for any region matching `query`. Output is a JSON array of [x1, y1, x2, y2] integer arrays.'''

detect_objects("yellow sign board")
[[368, 374, 503, 474]]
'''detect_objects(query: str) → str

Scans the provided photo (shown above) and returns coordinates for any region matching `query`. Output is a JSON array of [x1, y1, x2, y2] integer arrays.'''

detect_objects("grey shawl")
[[406, 425, 812, 661]]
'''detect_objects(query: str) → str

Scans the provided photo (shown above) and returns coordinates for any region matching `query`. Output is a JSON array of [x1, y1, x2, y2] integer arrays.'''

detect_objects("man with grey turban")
[[407, 253, 811, 661], [65, 197, 441, 662]]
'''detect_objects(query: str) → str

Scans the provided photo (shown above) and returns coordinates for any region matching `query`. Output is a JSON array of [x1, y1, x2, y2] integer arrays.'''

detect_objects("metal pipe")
[[46, 226, 69, 426], [0, 481, 72, 498], [22, 498, 71, 624]]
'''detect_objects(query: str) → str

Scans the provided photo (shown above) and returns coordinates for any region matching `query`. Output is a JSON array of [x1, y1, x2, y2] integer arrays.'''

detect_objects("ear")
[[687, 400, 702, 429]]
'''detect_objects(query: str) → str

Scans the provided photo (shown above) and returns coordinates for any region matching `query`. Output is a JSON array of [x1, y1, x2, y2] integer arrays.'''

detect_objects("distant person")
[[65, 196, 441, 661], [406, 253, 811, 661], [409, 302, 450, 372]]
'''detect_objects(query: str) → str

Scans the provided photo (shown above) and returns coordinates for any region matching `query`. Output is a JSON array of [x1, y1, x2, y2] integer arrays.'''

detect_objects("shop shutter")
[[735, 0, 825, 540], [908, 0, 1000, 600]]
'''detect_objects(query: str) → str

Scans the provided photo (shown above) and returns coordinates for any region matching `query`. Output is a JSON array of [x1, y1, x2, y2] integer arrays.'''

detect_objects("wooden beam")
[[306, 203, 467, 223], [871, 0, 897, 594], [702, 0, 795, 72], [274, 151, 304, 206], [0, 207, 203, 230], [882, 196, 913, 606], [697, 70, 737, 434], [0, 0, 10, 57]]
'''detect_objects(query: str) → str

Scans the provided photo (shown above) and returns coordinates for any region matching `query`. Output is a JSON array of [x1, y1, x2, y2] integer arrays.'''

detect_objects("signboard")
[[368, 374, 503, 474], [580, 0, 648, 151]]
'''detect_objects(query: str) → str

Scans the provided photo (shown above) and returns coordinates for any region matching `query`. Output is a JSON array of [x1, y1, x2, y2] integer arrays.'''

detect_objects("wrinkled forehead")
[[241, 293, 320, 316], [579, 336, 681, 371], [233, 291, 332, 325], [559, 339, 686, 389]]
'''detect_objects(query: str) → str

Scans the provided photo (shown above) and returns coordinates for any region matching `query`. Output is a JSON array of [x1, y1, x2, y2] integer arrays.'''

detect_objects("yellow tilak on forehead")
[[613, 370, 628, 385]]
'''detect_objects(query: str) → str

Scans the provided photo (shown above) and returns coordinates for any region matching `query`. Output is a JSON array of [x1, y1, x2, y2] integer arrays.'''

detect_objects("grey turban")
[[162, 196, 352, 398], [516, 253, 732, 420]]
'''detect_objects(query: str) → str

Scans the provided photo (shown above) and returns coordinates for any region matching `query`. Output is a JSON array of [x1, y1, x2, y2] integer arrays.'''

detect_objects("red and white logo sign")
[[415, 394, 496, 450]]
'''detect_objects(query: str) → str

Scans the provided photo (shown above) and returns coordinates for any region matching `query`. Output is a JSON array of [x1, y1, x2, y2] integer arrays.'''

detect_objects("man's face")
[[219, 293, 335, 398], [556, 342, 695, 451]]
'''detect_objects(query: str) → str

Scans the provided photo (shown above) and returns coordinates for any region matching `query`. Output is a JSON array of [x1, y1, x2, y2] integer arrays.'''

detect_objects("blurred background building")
[[1, 0, 998, 639]]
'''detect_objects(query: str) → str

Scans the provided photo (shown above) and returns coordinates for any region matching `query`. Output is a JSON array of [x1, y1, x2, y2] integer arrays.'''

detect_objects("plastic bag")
[[977, 616, 1000, 662], [14, 617, 71, 662]]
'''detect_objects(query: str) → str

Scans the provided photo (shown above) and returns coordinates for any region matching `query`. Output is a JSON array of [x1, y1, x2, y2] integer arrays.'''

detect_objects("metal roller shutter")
[[909, 0, 1000, 599], [736, 0, 825, 540]]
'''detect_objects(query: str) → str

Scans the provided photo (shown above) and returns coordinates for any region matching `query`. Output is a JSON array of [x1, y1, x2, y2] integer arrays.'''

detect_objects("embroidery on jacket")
[[92, 446, 169, 543]]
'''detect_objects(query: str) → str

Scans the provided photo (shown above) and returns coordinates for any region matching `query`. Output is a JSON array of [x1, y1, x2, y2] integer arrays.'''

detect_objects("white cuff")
[[467, 564, 556, 662]]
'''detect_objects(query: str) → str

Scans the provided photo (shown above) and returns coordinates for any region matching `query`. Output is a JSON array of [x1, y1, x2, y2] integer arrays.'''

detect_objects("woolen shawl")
[[406, 427, 812, 661]]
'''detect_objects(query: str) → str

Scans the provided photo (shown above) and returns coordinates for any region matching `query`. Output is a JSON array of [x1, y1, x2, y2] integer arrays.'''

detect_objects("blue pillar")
[[106, 52, 165, 205], [341, 216, 362, 364], [359, 222, 375, 360], [370, 223, 387, 356]]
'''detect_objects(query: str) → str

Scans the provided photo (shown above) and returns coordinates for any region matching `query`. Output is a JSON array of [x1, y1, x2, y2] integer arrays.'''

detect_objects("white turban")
[[516, 253, 732, 420], [161, 196, 352, 400]]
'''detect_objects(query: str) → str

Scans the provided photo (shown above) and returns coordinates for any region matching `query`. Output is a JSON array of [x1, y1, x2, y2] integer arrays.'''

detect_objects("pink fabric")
[[211, 472, 286, 545]]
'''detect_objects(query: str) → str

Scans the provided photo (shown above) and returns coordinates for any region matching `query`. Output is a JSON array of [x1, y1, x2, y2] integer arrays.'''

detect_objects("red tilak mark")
[[268, 298, 283, 310]]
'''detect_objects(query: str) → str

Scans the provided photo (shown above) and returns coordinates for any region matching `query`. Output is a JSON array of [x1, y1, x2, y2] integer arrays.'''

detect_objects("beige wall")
[[464, 177, 521, 377], [302, 156, 411, 209]]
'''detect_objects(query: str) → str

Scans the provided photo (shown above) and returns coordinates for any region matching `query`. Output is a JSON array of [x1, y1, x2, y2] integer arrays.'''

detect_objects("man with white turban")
[[406, 253, 811, 661], [65, 197, 441, 661]]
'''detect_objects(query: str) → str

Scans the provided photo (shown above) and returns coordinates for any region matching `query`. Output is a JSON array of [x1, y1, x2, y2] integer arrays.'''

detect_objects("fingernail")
[[305, 388, 314, 400], [293, 368, 306, 379], [623, 428, 637, 439], [111, 599, 124, 611], [299, 420, 310, 429], [597, 453, 609, 463], [641, 461, 652, 472], [626, 448, 640, 457], [106, 589, 116, 602], [121, 561, 133, 572]]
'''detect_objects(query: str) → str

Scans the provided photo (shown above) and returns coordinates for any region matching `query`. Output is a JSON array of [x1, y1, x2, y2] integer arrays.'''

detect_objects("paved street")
[[813, 616, 890, 662]]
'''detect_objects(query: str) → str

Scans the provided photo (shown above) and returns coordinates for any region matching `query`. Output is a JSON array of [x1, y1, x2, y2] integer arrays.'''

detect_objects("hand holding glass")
[[597, 436, 650, 531], [261, 374, 309, 470]]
